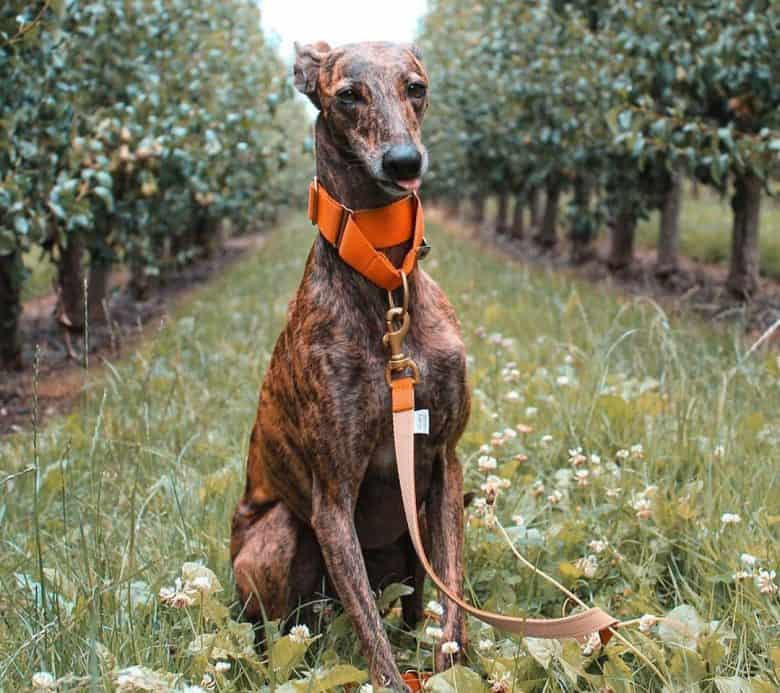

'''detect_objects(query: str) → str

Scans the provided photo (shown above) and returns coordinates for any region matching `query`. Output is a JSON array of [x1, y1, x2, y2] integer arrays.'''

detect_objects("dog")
[[230, 41, 470, 690]]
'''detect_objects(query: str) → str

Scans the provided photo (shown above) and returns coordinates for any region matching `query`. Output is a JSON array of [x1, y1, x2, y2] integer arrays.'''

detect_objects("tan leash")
[[385, 272, 619, 645]]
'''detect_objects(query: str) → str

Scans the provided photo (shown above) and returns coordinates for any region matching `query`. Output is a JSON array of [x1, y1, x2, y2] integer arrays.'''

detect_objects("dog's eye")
[[337, 88, 358, 104], [407, 83, 427, 99]]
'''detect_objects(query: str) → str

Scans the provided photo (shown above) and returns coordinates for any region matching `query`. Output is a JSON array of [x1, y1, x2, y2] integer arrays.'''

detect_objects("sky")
[[260, 0, 429, 63]]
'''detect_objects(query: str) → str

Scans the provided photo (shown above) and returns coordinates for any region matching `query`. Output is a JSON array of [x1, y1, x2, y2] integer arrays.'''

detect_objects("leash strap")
[[390, 378, 619, 643], [308, 179, 425, 291]]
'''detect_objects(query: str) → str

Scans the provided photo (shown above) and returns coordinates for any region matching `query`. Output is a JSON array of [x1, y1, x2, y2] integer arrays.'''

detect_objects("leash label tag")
[[414, 409, 430, 435]]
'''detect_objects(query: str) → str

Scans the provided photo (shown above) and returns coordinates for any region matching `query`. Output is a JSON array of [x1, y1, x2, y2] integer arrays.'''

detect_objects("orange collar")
[[307, 178, 425, 291]]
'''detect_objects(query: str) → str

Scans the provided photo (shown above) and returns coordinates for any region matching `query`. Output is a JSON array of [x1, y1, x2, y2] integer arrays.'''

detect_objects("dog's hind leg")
[[231, 499, 324, 626]]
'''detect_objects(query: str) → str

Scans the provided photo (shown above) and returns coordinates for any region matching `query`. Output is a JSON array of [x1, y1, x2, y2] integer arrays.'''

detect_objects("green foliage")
[[0, 0, 305, 305], [419, 1, 780, 222]]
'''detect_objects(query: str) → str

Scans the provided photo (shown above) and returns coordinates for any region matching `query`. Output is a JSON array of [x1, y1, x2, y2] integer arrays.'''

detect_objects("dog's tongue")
[[396, 178, 421, 192]]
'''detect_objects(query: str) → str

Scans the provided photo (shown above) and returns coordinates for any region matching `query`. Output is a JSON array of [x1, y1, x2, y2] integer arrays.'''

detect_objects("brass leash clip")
[[383, 271, 420, 386]]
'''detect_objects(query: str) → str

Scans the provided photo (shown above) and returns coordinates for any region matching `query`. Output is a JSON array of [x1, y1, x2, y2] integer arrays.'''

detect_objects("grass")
[[22, 249, 56, 302], [1, 212, 778, 691]]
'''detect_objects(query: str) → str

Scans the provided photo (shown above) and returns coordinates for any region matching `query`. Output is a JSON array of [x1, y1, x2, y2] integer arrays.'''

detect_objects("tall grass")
[[1, 214, 778, 691]]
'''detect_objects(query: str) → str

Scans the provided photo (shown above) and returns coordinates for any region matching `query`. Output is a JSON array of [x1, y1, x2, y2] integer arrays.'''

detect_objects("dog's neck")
[[310, 116, 417, 307]]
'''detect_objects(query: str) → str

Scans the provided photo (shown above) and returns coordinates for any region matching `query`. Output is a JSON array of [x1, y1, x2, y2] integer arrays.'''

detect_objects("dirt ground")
[[0, 233, 266, 436]]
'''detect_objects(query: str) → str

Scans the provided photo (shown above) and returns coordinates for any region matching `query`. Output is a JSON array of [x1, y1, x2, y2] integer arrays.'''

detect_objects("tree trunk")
[[607, 210, 637, 270], [194, 209, 218, 258], [529, 186, 542, 229], [569, 176, 594, 264], [535, 177, 561, 247], [510, 191, 525, 239], [469, 192, 485, 227], [656, 173, 683, 278], [87, 257, 111, 323], [57, 234, 85, 331], [495, 192, 509, 235], [726, 172, 762, 298], [0, 250, 23, 370], [444, 197, 461, 219]]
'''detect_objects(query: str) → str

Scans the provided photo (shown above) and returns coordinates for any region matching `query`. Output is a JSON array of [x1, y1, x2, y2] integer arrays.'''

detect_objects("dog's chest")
[[354, 330, 467, 548]]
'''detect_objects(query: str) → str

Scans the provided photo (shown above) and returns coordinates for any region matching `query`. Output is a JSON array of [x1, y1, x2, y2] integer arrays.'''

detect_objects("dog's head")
[[294, 41, 429, 198]]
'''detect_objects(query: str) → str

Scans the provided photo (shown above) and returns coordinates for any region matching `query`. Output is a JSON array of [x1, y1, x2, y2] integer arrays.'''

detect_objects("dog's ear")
[[294, 41, 331, 109]]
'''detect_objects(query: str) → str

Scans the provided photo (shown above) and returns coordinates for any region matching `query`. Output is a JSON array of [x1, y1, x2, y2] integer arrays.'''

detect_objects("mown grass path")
[[2, 213, 778, 691]]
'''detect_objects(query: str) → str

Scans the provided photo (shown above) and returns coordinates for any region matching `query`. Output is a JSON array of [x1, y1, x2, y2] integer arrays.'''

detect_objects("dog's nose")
[[382, 144, 422, 181]]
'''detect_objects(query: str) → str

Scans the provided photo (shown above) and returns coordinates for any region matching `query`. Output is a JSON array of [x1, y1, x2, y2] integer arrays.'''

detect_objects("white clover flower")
[[479, 443, 491, 453], [440, 641, 460, 655], [741, 553, 759, 568], [630, 444, 644, 460], [503, 427, 517, 439], [721, 513, 741, 525], [581, 631, 602, 656], [616, 449, 630, 460], [478, 455, 498, 472], [478, 638, 495, 652], [427, 600, 444, 617], [605, 486, 622, 498], [540, 434, 554, 446], [289, 624, 311, 643], [159, 578, 196, 608], [632, 496, 652, 520], [755, 569, 778, 596], [200, 671, 217, 690], [589, 453, 601, 466], [32, 672, 57, 691], [525, 406, 538, 418], [638, 614, 657, 633], [359, 685, 375, 693], [531, 481, 545, 497], [505, 390, 521, 401], [713, 445, 725, 458], [588, 539, 609, 554], [214, 661, 231, 673], [733, 570, 752, 581], [491, 433, 505, 448], [481, 475, 510, 502], [189, 576, 214, 592], [547, 490, 563, 505], [575, 554, 599, 578], [575, 469, 590, 487], [556, 376, 570, 386], [516, 423, 533, 434], [425, 626, 444, 640], [489, 673, 511, 693]]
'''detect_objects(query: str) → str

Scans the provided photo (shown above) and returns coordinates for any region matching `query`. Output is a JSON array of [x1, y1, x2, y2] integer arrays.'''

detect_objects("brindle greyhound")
[[230, 41, 470, 690]]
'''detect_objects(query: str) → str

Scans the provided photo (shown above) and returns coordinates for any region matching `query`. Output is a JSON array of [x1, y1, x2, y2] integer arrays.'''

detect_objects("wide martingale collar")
[[307, 178, 425, 291]]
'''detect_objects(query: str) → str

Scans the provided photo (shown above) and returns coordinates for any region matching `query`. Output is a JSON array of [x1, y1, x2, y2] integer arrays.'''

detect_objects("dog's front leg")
[[427, 447, 466, 671], [311, 485, 407, 691]]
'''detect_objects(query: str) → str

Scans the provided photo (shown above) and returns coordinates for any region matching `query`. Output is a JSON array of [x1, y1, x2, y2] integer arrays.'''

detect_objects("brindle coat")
[[230, 42, 470, 690]]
